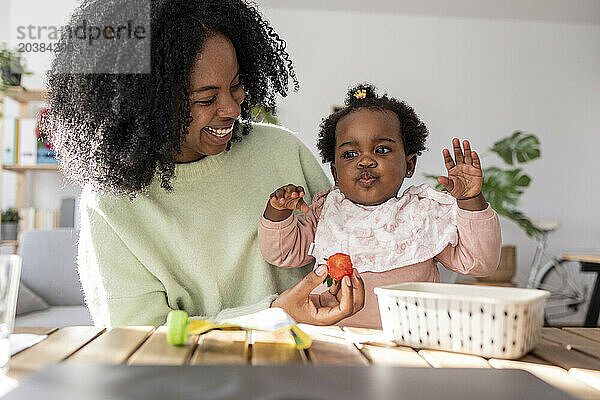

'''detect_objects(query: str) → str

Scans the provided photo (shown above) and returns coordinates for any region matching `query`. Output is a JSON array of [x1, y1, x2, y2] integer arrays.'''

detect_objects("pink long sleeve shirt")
[[258, 190, 502, 328]]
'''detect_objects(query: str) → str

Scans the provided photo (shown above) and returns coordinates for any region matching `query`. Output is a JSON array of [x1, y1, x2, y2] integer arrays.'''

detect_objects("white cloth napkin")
[[297, 324, 386, 344], [9, 333, 47, 356]]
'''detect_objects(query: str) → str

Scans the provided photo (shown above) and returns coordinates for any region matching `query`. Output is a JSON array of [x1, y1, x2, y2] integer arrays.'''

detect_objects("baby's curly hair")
[[317, 83, 428, 164], [45, 0, 298, 197]]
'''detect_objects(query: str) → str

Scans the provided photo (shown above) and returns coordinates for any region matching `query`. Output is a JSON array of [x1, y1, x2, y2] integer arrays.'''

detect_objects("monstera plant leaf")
[[482, 167, 531, 211], [490, 131, 540, 165], [251, 105, 278, 125], [496, 208, 540, 238], [480, 168, 539, 236]]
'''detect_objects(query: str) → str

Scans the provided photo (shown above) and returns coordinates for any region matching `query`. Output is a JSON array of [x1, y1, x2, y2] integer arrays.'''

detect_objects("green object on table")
[[166, 310, 189, 346]]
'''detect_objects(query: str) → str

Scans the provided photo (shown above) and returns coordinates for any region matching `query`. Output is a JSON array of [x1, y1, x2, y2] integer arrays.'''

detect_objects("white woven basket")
[[375, 283, 549, 359]]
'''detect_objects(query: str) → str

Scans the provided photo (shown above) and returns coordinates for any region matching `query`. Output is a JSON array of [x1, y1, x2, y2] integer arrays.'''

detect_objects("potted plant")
[[0, 44, 31, 87], [1, 208, 20, 241], [1, 43, 33, 118], [425, 131, 542, 282]]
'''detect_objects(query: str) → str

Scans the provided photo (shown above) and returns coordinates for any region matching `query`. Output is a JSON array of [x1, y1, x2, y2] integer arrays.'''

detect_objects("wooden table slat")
[[542, 328, 600, 359], [569, 368, 600, 392], [417, 349, 491, 368], [361, 344, 431, 367], [67, 326, 155, 364], [127, 326, 198, 366], [191, 330, 248, 365], [544, 328, 600, 347], [251, 330, 306, 365], [297, 324, 347, 340], [564, 328, 600, 344], [517, 354, 553, 365], [7, 326, 104, 381], [490, 358, 600, 400], [253, 330, 297, 344], [305, 329, 369, 366], [532, 339, 600, 371], [13, 327, 58, 336], [341, 327, 395, 347]]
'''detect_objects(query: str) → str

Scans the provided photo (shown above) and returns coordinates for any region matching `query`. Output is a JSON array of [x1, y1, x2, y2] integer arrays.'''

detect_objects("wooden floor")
[[7, 326, 600, 400]]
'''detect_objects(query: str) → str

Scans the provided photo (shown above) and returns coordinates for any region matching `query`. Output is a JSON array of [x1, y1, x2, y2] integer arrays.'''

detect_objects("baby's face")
[[331, 109, 416, 206]]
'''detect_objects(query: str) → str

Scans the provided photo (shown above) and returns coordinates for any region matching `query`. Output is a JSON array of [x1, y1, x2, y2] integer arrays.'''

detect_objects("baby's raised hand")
[[438, 138, 483, 200], [268, 184, 310, 213]]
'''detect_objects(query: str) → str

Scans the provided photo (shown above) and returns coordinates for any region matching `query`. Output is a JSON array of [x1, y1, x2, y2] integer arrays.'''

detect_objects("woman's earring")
[[406, 170, 412, 177]]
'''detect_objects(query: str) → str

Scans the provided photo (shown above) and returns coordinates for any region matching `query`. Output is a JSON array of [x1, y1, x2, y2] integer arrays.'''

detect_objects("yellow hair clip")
[[354, 89, 366, 99]]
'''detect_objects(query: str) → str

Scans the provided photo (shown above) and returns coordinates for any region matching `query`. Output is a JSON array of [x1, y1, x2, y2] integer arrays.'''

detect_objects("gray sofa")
[[15, 228, 92, 327]]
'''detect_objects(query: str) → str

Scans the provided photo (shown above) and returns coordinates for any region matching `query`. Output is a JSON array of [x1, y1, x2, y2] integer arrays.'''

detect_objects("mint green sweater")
[[78, 123, 331, 327]]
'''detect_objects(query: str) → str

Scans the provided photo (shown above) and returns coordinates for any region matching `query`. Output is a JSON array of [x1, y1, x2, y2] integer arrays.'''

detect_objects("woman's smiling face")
[[177, 33, 246, 162], [331, 109, 417, 206]]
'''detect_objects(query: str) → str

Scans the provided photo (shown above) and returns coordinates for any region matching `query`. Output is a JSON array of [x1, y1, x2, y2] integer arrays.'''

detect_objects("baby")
[[258, 84, 502, 328]]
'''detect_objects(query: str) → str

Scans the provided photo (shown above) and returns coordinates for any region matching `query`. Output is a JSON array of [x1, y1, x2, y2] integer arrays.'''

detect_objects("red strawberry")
[[323, 253, 353, 286]]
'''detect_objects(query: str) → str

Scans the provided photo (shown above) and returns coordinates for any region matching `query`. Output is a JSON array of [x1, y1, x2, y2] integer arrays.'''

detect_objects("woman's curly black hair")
[[45, 0, 298, 197], [317, 83, 428, 164]]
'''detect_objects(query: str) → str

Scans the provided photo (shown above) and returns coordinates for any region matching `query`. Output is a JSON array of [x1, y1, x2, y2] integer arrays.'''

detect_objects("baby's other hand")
[[438, 138, 483, 200], [269, 184, 310, 213]]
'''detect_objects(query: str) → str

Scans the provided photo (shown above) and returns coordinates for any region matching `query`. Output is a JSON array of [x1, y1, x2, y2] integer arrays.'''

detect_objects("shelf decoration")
[[35, 108, 57, 164]]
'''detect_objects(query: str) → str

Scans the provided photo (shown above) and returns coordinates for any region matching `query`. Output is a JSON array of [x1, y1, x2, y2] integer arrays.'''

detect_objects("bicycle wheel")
[[535, 259, 586, 324]]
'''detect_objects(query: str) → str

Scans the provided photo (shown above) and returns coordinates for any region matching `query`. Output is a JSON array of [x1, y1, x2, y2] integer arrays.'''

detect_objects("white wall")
[[259, 7, 600, 322], [2, 2, 599, 321]]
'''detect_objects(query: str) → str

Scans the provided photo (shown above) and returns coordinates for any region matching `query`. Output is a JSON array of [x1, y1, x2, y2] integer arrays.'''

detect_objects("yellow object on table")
[[166, 307, 311, 349]]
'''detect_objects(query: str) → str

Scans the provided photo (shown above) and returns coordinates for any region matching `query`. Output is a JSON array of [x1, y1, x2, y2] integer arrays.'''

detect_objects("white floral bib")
[[311, 184, 458, 273]]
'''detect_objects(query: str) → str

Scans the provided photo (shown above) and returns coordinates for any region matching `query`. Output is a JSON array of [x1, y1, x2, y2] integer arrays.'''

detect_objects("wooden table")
[[5, 326, 600, 399]]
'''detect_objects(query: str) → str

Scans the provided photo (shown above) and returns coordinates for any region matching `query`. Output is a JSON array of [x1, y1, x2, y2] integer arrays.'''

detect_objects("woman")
[[45, 0, 364, 326]]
